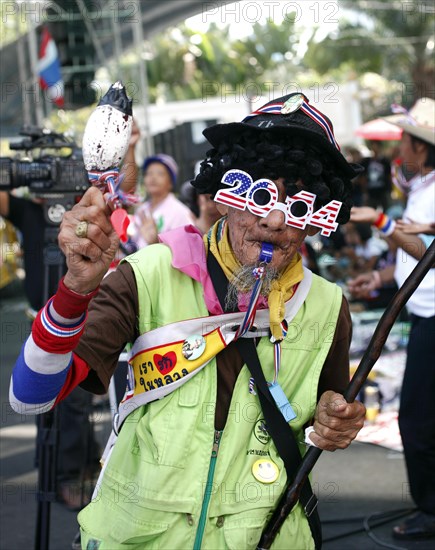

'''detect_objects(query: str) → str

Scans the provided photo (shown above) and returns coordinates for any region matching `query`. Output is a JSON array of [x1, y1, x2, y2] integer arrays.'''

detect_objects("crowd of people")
[[4, 91, 435, 547]]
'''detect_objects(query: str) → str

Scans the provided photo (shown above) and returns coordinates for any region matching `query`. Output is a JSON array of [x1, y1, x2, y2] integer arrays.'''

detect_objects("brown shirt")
[[76, 262, 352, 430]]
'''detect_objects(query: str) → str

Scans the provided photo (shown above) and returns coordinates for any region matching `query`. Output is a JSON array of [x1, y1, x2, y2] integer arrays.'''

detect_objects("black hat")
[[203, 93, 361, 179]]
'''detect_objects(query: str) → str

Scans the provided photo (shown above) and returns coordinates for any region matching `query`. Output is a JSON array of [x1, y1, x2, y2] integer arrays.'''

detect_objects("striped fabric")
[[9, 298, 86, 414]]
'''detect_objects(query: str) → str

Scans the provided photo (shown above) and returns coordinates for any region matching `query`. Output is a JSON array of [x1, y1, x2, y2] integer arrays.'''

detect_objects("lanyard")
[[234, 244, 297, 423]]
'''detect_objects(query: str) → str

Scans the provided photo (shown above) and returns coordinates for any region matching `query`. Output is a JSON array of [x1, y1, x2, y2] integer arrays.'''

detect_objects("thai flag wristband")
[[32, 277, 99, 354], [374, 212, 396, 237], [32, 298, 87, 354], [52, 277, 100, 318]]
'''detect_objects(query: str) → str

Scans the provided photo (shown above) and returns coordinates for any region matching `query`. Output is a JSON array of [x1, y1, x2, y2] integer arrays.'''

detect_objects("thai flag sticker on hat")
[[281, 93, 305, 114], [245, 93, 340, 151]]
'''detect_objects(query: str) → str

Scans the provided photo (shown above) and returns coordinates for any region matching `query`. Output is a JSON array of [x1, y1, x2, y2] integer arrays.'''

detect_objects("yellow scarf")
[[205, 219, 304, 341]]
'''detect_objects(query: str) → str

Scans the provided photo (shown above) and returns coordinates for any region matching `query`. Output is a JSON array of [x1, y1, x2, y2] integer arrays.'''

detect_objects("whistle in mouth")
[[259, 242, 273, 264]]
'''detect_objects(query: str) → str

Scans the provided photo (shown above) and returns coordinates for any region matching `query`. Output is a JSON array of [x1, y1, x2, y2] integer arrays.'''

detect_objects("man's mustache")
[[225, 264, 279, 311]]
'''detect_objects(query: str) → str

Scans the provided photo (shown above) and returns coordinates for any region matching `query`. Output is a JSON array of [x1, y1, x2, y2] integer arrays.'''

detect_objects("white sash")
[[99, 268, 313, 471], [115, 268, 312, 431]]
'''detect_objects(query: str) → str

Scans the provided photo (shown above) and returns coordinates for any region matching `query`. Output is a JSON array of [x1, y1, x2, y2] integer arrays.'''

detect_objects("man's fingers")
[[61, 199, 114, 241], [73, 204, 113, 236], [318, 391, 347, 415], [78, 186, 107, 208], [312, 392, 366, 451], [321, 398, 365, 421], [309, 427, 354, 450], [58, 187, 120, 272], [85, 221, 113, 251], [63, 239, 104, 264], [73, 187, 115, 234]]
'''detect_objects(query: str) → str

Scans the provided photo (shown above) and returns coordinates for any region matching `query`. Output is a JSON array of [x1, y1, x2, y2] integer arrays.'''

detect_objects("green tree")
[[234, 17, 307, 98], [117, 16, 304, 103], [305, 0, 434, 105]]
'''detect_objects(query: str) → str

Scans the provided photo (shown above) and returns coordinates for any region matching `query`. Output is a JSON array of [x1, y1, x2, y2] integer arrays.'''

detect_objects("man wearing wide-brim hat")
[[350, 97, 435, 540], [383, 98, 435, 146]]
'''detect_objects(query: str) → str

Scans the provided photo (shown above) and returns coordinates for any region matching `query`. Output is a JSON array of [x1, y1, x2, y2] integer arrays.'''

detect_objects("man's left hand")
[[308, 391, 366, 451]]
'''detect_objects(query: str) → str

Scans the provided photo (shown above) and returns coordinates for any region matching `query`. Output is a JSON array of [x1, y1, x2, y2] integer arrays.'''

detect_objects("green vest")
[[79, 244, 343, 549]]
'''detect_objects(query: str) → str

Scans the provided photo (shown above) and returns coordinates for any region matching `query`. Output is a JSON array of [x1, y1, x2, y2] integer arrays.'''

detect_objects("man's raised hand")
[[59, 187, 119, 294]]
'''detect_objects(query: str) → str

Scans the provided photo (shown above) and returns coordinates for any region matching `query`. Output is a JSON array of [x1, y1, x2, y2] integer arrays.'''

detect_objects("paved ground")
[[1, 293, 433, 550]]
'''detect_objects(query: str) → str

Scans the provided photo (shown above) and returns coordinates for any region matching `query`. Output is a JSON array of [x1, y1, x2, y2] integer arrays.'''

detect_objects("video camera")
[[0, 127, 89, 225]]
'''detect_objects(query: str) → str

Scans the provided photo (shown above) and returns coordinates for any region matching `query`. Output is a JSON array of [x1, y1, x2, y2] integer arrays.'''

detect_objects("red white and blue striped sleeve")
[[9, 278, 99, 415]]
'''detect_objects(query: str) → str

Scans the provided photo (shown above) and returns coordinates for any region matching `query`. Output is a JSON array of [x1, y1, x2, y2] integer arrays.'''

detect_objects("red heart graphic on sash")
[[153, 352, 177, 374]]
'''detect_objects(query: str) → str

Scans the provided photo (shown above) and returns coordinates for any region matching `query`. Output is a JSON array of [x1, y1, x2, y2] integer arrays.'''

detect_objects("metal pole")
[[26, 3, 44, 127], [15, 2, 31, 125], [131, 0, 153, 157], [74, 0, 106, 67]]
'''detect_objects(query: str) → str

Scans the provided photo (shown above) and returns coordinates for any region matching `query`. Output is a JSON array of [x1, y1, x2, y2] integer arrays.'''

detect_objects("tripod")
[[33, 197, 97, 550], [34, 222, 65, 550]]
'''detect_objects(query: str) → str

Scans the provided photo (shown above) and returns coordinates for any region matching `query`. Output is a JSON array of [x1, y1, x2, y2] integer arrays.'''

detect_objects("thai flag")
[[37, 27, 64, 108]]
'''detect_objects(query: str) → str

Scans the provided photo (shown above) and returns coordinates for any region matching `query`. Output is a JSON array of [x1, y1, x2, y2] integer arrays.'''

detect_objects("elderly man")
[[10, 93, 365, 549]]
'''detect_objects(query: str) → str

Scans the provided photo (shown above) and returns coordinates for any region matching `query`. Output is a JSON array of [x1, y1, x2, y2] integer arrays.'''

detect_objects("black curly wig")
[[192, 129, 355, 224]]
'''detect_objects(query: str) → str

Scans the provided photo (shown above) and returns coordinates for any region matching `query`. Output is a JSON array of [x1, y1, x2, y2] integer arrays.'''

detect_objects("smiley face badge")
[[252, 458, 279, 484]]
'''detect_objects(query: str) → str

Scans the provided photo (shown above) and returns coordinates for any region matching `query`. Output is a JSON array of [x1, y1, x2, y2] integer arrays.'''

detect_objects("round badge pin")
[[281, 93, 304, 114], [252, 459, 279, 484], [181, 335, 206, 361]]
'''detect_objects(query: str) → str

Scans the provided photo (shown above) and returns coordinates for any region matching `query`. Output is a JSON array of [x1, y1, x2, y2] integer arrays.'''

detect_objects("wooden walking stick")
[[258, 240, 435, 549]]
